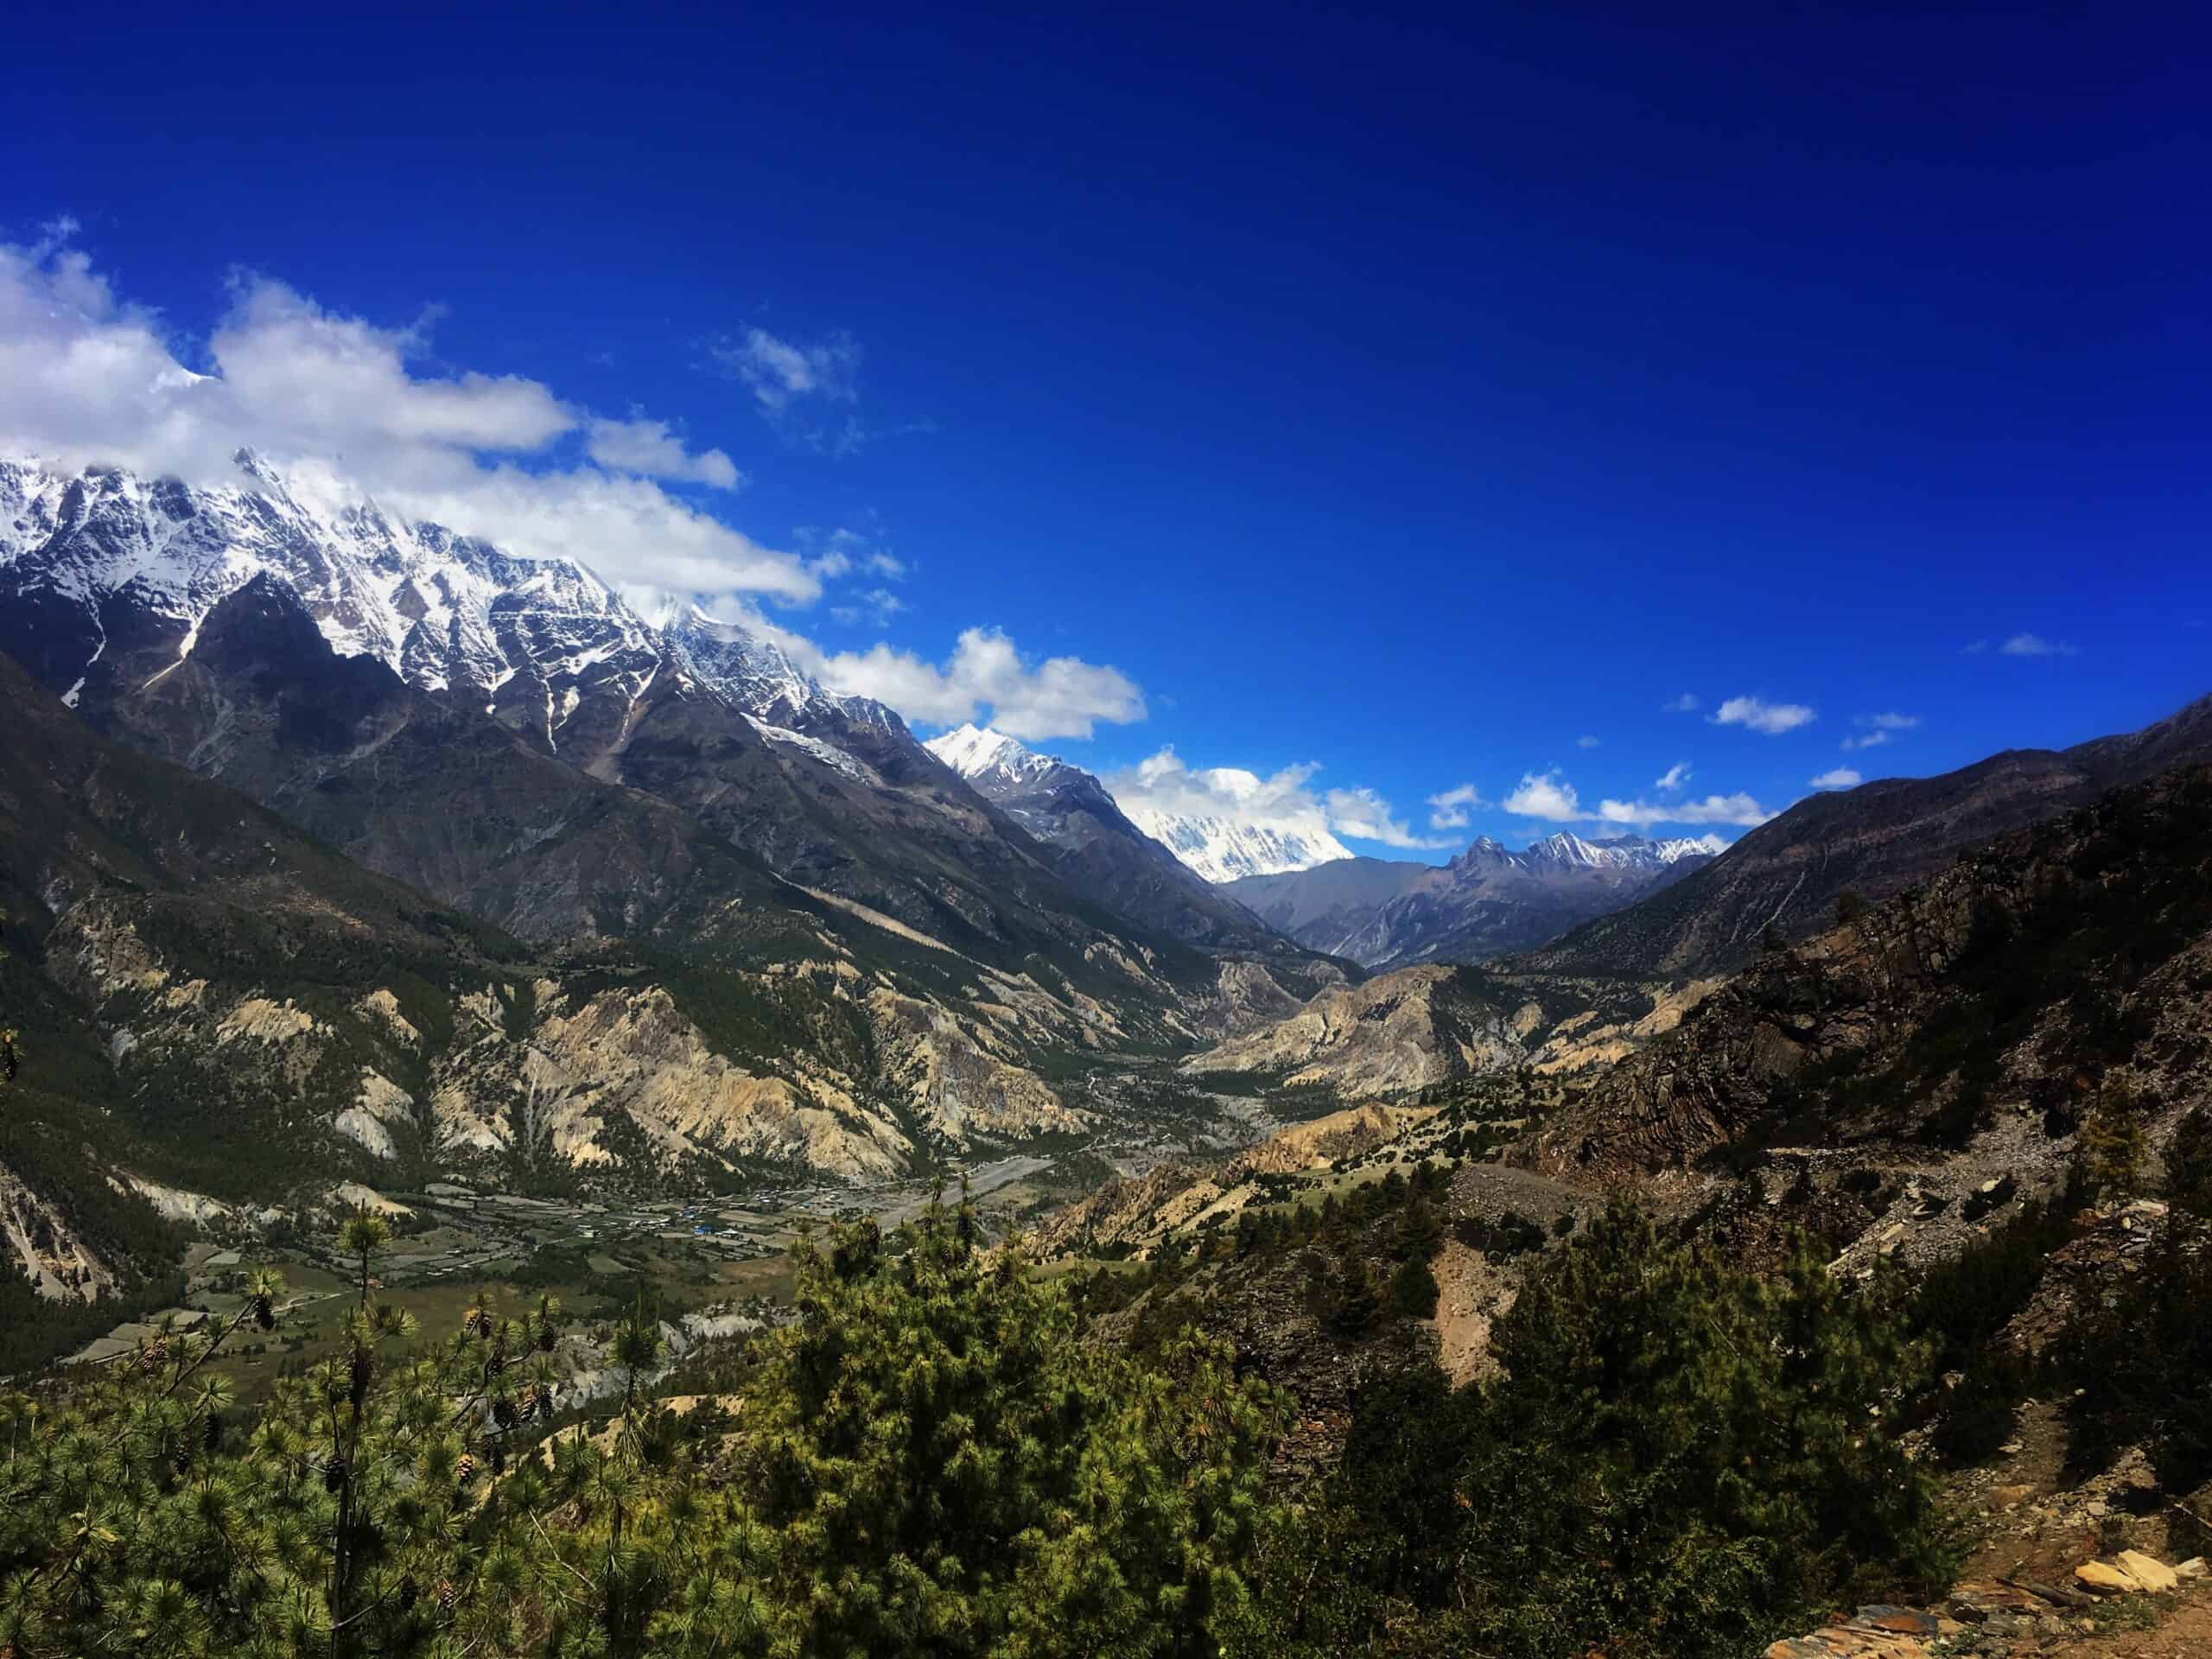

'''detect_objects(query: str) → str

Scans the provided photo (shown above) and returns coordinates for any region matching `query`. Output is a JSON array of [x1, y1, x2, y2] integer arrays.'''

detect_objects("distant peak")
[[925, 723, 1059, 785]]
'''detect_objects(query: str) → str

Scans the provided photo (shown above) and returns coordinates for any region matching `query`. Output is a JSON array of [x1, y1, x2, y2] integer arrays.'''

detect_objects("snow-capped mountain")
[[1468, 831, 1729, 876], [925, 725, 1327, 958], [926, 722, 1071, 792], [1127, 815, 1354, 884], [1227, 830, 1730, 968], [0, 454, 898, 759]]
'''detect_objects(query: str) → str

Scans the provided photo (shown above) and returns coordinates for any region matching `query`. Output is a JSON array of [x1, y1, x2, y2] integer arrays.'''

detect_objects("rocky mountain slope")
[[1183, 961, 1707, 1098], [1525, 761, 2212, 1192], [1229, 831, 1723, 968], [1524, 692, 2212, 980], [924, 724, 1326, 960], [0, 458, 1346, 1042], [0, 648, 1236, 1308]]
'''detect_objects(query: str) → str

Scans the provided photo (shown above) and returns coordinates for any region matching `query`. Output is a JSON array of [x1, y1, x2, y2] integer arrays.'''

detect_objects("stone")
[[2114, 1549, 2178, 1592], [1990, 1482, 2033, 1507], [1852, 1606, 1940, 1636], [2177, 1556, 2207, 1579], [2075, 1560, 2142, 1593]]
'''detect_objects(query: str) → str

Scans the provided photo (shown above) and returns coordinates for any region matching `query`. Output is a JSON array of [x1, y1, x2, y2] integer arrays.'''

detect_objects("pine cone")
[[493, 1394, 518, 1429], [203, 1412, 222, 1453], [324, 1453, 348, 1493], [435, 1577, 459, 1612], [454, 1452, 478, 1484]]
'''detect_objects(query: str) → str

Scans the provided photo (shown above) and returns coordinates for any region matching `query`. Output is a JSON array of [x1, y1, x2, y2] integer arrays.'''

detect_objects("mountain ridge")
[[1228, 830, 1725, 968]]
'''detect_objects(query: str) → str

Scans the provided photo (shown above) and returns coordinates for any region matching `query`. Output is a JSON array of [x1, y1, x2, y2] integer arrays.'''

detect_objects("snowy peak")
[[0, 455, 902, 753], [1115, 809, 1353, 885], [925, 724, 1065, 790], [1483, 830, 1730, 877]]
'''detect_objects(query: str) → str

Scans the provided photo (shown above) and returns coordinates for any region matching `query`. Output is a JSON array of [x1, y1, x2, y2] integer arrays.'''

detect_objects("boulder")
[[2177, 1557, 2206, 1579], [2075, 1560, 2142, 1594], [2115, 1549, 2179, 1592]]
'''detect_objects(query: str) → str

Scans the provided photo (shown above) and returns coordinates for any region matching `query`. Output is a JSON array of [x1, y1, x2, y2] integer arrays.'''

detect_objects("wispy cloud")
[[1809, 767, 1861, 789], [1655, 761, 1692, 791], [705, 324, 868, 453], [829, 588, 906, 628], [1325, 786, 1459, 849], [1596, 793, 1777, 828], [1427, 782, 1491, 830], [1711, 695, 1817, 735], [1999, 632, 2080, 658], [1576, 734, 1601, 748], [1841, 711, 1919, 752], [1506, 767, 1776, 828], [1662, 692, 1701, 713]]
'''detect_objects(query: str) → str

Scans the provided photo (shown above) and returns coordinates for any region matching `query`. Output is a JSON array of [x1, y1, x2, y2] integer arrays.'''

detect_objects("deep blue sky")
[[9, 3, 2209, 855]]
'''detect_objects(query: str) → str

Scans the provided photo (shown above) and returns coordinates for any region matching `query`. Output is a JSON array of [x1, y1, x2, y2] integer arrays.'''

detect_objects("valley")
[[4, 466, 2209, 1659]]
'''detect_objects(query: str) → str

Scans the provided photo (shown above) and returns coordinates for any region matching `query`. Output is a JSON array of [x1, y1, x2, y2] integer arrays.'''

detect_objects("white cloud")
[[1508, 766, 1776, 828], [1107, 752, 1342, 858], [1595, 792, 1777, 828], [1662, 692, 1701, 713], [1427, 782, 1491, 830], [706, 325, 868, 453], [1840, 713, 1917, 752], [0, 228, 815, 601], [1655, 761, 1692, 791], [584, 416, 741, 489], [1325, 786, 1457, 850], [799, 625, 1142, 741], [1711, 695, 1817, 735], [1503, 771, 1584, 822], [1576, 734, 1601, 748], [1999, 632, 2079, 658], [1808, 767, 1861, 789], [710, 326, 861, 410], [829, 588, 906, 628], [1104, 750, 1440, 853]]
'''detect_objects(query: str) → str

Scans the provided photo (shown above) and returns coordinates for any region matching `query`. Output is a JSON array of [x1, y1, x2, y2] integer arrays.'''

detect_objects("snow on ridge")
[[2, 454, 898, 756], [924, 724, 1064, 788], [1116, 807, 1353, 884]]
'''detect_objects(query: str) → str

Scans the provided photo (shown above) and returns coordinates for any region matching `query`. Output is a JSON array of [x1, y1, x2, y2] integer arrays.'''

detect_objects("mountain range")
[[1523, 689, 2212, 980], [1228, 831, 1724, 968], [7, 450, 2212, 1332]]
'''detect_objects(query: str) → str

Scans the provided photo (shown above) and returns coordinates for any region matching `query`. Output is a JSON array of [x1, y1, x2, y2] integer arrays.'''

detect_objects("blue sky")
[[6, 3, 2209, 859]]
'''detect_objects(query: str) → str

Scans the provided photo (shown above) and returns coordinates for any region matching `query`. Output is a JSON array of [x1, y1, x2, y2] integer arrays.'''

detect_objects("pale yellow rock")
[[2174, 1556, 2206, 1579], [2075, 1560, 2141, 1594], [2114, 1549, 2178, 1592]]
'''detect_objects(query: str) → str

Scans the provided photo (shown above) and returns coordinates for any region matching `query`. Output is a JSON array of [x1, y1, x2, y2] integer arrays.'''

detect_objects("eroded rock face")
[[1030, 1103, 1433, 1259], [0, 1162, 118, 1303], [1529, 766, 2212, 1185], [1185, 966, 1526, 1096]]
